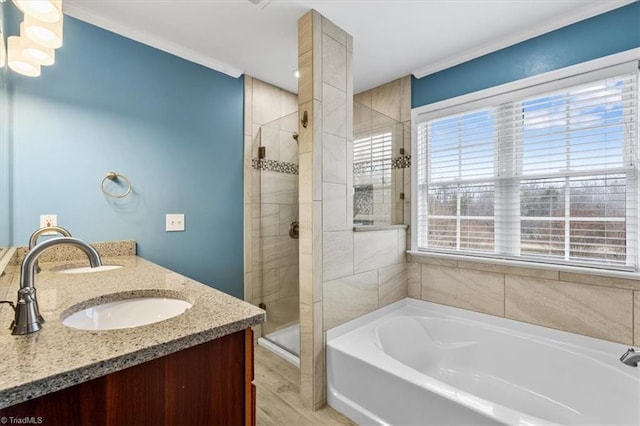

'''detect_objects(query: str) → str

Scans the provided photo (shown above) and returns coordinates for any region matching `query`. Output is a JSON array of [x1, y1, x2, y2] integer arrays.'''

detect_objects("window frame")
[[411, 51, 640, 273]]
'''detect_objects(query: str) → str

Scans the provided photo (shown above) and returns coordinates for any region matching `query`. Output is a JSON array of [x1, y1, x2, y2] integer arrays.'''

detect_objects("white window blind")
[[415, 62, 638, 270]]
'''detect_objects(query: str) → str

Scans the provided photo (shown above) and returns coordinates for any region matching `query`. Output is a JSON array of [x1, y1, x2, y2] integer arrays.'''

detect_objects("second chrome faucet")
[[11, 237, 103, 335]]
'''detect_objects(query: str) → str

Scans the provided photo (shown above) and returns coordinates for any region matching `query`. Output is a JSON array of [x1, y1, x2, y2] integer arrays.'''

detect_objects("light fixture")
[[0, 30, 6, 68], [24, 13, 63, 49], [293, 69, 300, 79], [12, 0, 62, 24], [7, 36, 41, 77], [20, 24, 55, 66]]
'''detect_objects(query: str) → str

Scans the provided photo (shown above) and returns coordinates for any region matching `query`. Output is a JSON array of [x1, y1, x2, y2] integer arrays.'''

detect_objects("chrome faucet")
[[10, 237, 102, 335], [620, 348, 640, 367], [29, 225, 72, 273]]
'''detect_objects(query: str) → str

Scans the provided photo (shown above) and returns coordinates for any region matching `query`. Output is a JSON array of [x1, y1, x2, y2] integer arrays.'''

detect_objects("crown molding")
[[62, 2, 244, 78], [412, 0, 636, 79]]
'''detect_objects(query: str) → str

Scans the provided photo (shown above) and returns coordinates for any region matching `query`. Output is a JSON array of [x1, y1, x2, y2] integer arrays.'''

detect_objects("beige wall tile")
[[260, 171, 297, 204], [559, 272, 640, 291], [408, 254, 457, 267], [298, 11, 313, 56], [321, 16, 347, 45], [322, 133, 347, 185], [280, 264, 299, 298], [506, 275, 633, 344], [407, 262, 421, 299], [256, 203, 279, 237], [299, 330, 313, 405], [324, 270, 379, 330], [313, 303, 326, 408], [323, 230, 354, 281], [371, 79, 401, 122], [322, 83, 347, 138], [322, 183, 347, 231], [299, 253, 313, 306], [397, 229, 407, 263], [379, 263, 408, 306], [635, 292, 640, 346], [298, 50, 313, 105], [322, 34, 346, 92], [279, 203, 298, 236], [457, 260, 559, 280], [354, 230, 399, 274], [299, 152, 313, 204], [281, 90, 298, 117], [299, 202, 312, 255], [354, 91, 372, 109], [421, 264, 505, 316], [255, 267, 279, 302], [252, 78, 283, 126], [400, 75, 411, 123], [300, 302, 313, 334], [261, 236, 298, 270]]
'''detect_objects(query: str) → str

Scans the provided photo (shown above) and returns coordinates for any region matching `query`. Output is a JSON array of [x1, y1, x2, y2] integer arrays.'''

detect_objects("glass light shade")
[[24, 14, 63, 49], [12, 0, 62, 24], [20, 29, 55, 66], [7, 36, 41, 77]]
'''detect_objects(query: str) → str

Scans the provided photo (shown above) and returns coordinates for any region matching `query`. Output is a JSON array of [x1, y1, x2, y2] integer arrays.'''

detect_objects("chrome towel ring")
[[101, 172, 132, 199]]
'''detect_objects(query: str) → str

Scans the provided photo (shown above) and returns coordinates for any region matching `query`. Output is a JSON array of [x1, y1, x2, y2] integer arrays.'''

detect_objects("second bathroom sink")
[[62, 296, 192, 330]]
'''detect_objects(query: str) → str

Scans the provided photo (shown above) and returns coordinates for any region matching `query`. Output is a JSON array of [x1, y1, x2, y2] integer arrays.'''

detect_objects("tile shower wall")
[[355, 77, 412, 234], [298, 11, 413, 410], [243, 76, 298, 338]]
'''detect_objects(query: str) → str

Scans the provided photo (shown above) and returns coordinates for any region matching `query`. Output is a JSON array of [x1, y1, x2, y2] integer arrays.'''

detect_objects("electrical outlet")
[[39, 214, 58, 235], [166, 214, 185, 232]]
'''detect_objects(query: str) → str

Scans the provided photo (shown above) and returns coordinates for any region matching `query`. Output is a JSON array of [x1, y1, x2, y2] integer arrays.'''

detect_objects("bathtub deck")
[[255, 344, 355, 426]]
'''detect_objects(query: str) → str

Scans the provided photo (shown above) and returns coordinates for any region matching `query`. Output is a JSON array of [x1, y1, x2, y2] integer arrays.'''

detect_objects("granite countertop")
[[0, 255, 265, 409]]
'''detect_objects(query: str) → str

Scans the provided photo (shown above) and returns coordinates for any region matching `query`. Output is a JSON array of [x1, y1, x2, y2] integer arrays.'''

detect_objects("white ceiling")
[[63, 0, 634, 94]]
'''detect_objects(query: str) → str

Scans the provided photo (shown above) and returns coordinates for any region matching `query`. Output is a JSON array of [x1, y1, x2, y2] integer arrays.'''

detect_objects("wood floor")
[[254, 345, 356, 426]]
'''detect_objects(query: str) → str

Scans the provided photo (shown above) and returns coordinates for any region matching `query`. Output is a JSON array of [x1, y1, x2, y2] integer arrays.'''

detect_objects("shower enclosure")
[[254, 111, 300, 365], [353, 101, 405, 226]]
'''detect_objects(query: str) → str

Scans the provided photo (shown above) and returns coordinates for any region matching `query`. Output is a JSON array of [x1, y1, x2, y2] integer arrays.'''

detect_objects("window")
[[415, 62, 638, 271]]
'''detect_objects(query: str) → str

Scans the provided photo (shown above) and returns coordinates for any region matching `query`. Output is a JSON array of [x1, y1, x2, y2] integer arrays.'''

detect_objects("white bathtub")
[[327, 298, 640, 425]]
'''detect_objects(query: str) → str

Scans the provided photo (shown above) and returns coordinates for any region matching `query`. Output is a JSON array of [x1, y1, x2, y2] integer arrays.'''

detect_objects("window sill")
[[407, 250, 640, 290], [353, 224, 408, 232]]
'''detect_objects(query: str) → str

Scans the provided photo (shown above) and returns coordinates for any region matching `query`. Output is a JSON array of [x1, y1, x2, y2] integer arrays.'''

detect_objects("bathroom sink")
[[56, 265, 123, 274], [62, 297, 192, 330]]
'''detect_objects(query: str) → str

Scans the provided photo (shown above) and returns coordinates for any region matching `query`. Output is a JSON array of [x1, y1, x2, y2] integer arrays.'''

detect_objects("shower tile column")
[[298, 10, 353, 410]]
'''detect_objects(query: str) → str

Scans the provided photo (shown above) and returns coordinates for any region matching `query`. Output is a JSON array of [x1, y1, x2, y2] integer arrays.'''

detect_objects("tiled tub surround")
[[0, 255, 265, 409], [408, 255, 640, 346], [323, 227, 408, 330]]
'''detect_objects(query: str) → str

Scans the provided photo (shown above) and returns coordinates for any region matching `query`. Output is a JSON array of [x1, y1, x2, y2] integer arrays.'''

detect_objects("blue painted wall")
[[0, 4, 10, 247], [412, 1, 640, 107], [6, 5, 245, 298]]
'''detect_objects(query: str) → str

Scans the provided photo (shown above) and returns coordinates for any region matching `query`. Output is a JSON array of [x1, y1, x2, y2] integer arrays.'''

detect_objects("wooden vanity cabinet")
[[0, 328, 256, 426]]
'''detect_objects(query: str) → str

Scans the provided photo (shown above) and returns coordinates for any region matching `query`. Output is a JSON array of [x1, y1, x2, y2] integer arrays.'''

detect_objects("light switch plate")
[[166, 214, 185, 232]]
